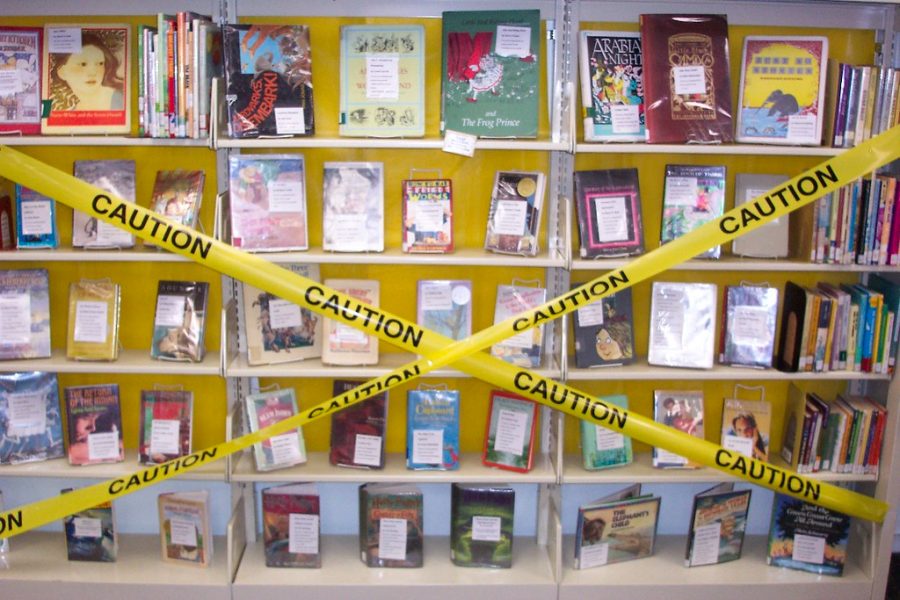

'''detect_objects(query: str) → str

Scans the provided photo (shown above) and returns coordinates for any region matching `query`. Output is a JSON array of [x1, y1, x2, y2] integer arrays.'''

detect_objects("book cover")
[[660, 164, 726, 259], [222, 24, 314, 138], [732, 174, 790, 257], [148, 170, 205, 232], [329, 379, 388, 469], [0, 371, 64, 465], [490, 283, 547, 368], [416, 280, 472, 343], [653, 390, 704, 468], [262, 482, 320, 568], [578, 30, 644, 141], [450, 483, 515, 568], [406, 386, 460, 471], [150, 280, 209, 363], [685, 483, 751, 567], [66, 279, 121, 361], [65, 384, 123, 466], [721, 397, 771, 462], [158, 490, 212, 567], [571, 286, 634, 368], [777, 281, 811, 372], [72, 160, 136, 249], [138, 389, 192, 465], [245, 387, 307, 472], [647, 281, 718, 369], [228, 153, 308, 252], [14, 185, 58, 249], [42, 24, 131, 134], [573, 168, 644, 258], [339, 25, 425, 138], [358, 482, 423, 568], [402, 178, 453, 253], [482, 390, 538, 473], [441, 10, 540, 138], [0, 268, 51, 360], [321, 279, 379, 366], [322, 162, 384, 252], [574, 484, 661, 569], [639, 14, 733, 144], [484, 170, 545, 256], [0, 27, 42, 135], [737, 36, 828, 145], [580, 394, 632, 470], [720, 284, 779, 368], [62, 493, 117, 562], [766, 493, 850, 576], [0, 187, 13, 251]]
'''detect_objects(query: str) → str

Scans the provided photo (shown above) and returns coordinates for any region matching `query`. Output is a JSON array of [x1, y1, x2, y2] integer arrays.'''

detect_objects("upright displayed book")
[[580, 394, 632, 470], [65, 384, 123, 466], [245, 387, 307, 472], [329, 379, 388, 469], [441, 10, 540, 138], [42, 23, 131, 134], [653, 390, 704, 468], [72, 159, 136, 249], [767, 493, 850, 576], [721, 395, 772, 462], [261, 482, 321, 568], [416, 280, 472, 343], [490, 282, 547, 367], [322, 162, 384, 252], [62, 493, 117, 562], [150, 280, 209, 362], [578, 30, 644, 142], [0, 268, 51, 360], [406, 386, 460, 471], [776, 281, 812, 373], [647, 281, 718, 369], [484, 170, 545, 256], [358, 482, 424, 568], [339, 25, 425, 138], [14, 185, 58, 249], [482, 390, 538, 473], [158, 490, 212, 567], [639, 14, 733, 144], [0, 27, 42, 135], [736, 36, 828, 145], [732, 174, 790, 258], [571, 287, 634, 368], [0, 371, 63, 465], [402, 178, 453, 253], [66, 279, 121, 361], [574, 484, 661, 569], [138, 389, 193, 465], [660, 164, 726, 259], [148, 170, 205, 232], [222, 24, 314, 138], [573, 168, 644, 258], [321, 279, 379, 365], [685, 483, 751, 567], [450, 483, 515, 568], [719, 284, 779, 368]]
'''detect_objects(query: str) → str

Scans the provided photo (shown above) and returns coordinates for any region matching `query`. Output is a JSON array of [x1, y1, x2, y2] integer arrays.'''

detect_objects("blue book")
[[15, 185, 58, 249], [0, 371, 64, 465], [766, 493, 849, 576], [406, 387, 459, 470]]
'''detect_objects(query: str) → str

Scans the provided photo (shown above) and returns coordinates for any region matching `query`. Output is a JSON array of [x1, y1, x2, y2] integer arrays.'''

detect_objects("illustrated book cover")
[[720, 284, 779, 369], [490, 283, 547, 368], [578, 30, 644, 141], [72, 159, 136, 249], [482, 390, 538, 473], [65, 383, 123, 466], [138, 389, 193, 465], [450, 483, 515, 568], [0, 27, 42, 135], [574, 168, 644, 258], [653, 390, 704, 468], [571, 286, 634, 368], [158, 490, 212, 567], [0, 371, 63, 465], [647, 281, 718, 369], [0, 267, 51, 360], [330, 379, 388, 469], [580, 394, 632, 470], [574, 484, 661, 569], [148, 170, 205, 234], [150, 280, 209, 363], [245, 387, 307, 472], [358, 482, 424, 568], [766, 493, 850, 576], [660, 164, 726, 259], [62, 492, 117, 562], [685, 483, 751, 567], [484, 170, 545, 256], [322, 162, 384, 253], [321, 279, 379, 366], [14, 185, 58, 249], [732, 174, 790, 258], [721, 397, 771, 462], [66, 279, 121, 361], [262, 482, 320, 568], [402, 178, 453, 253], [407, 386, 460, 471], [416, 279, 472, 343]]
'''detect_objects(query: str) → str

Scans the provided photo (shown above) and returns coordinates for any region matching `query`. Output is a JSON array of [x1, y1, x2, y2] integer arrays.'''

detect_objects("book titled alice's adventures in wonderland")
[[0, 268, 51, 360], [138, 389, 192, 465], [767, 493, 850, 576], [483, 390, 538, 473], [580, 394, 632, 470], [660, 164, 726, 259], [0, 371, 63, 465], [574, 168, 644, 258], [571, 287, 634, 369], [148, 170, 205, 233], [72, 160, 136, 249], [407, 386, 460, 471], [66, 279, 120, 361], [417, 280, 472, 343], [245, 387, 307, 472], [14, 185, 58, 249], [720, 284, 779, 369], [450, 483, 515, 568], [574, 484, 661, 569], [653, 390, 704, 468], [402, 178, 453, 253], [158, 490, 212, 567], [222, 24, 314, 138], [485, 170, 545, 257], [62, 492, 117, 562], [65, 384, 123, 466], [151, 280, 209, 363], [322, 279, 379, 366], [0, 27, 42, 135], [685, 483, 751, 567], [322, 162, 384, 253], [647, 281, 718, 369], [359, 482, 423, 568], [330, 379, 388, 469], [340, 25, 425, 138], [491, 282, 547, 368], [579, 30, 644, 141], [262, 482, 320, 568]]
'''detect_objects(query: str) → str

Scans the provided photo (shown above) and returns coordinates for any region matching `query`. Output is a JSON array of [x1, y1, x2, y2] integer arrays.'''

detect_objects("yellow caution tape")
[[0, 125, 897, 538]]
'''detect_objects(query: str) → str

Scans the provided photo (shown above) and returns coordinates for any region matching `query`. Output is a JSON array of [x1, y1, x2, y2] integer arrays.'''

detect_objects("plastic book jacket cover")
[[574, 168, 644, 258], [402, 178, 453, 253], [322, 279, 379, 366], [737, 36, 828, 145], [721, 397, 771, 462], [158, 490, 212, 567], [0, 371, 63, 465], [580, 394, 632, 470], [228, 153, 308, 252], [490, 283, 547, 368], [685, 483, 751, 567], [647, 281, 718, 369], [653, 390, 704, 468], [0, 27, 42, 134], [138, 389, 193, 465], [245, 387, 307, 472], [322, 162, 384, 252], [41, 24, 131, 134], [149, 170, 205, 232], [660, 164, 726, 259], [407, 387, 460, 471], [441, 10, 540, 138], [262, 482, 321, 568], [358, 482, 423, 568], [767, 493, 850, 576], [0, 185, 14, 251], [416, 280, 472, 342], [150, 280, 209, 363], [65, 383, 123, 466], [222, 24, 314, 138], [483, 390, 538, 473], [571, 286, 634, 368], [720, 284, 779, 369], [574, 484, 661, 569], [72, 159, 136, 249], [340, 25, 425, 138], [66, 279, 121, 361], [0, 268, 51, 360], [330, 379, 388, 469], [578, 30, 644, 142], [62, 493, 117, 562], [14, 185, 58, 249], [484, 170, 545, 256], [732, 173, 790, 258], [450, 483, 515, 568]]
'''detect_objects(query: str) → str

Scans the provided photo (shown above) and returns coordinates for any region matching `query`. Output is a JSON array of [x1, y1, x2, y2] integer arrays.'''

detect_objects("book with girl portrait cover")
[[0, 371, 64, 465], [245, 387, 307, 472], [72, 160, 136, 249], [571, 286, 634, 368], [574, 168, 644, 258], [66, 279, 121, 361], [262, 482, 321, 568], [330, 379, 388, 470], [322, 162, 384, 253], [15, 185, 58, 249], [158, 490, 212, 567], [652, 390, 704, 468], [579, 30, 644, 142], [720, 397, 772, 462], [138, 389, 193, 465], [0, 268, 51, 360], [65, 384, 123, 466], [0, 27, 42, 135], [150, 280, 209, 363], [62, 492, 117, 562], [574, 484, 661, 569], [685, 483, 751, 567], [402, 178, 453, 253]]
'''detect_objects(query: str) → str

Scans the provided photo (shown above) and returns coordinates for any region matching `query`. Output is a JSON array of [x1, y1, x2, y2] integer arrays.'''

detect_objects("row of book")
[[830, 63, 899, 149]]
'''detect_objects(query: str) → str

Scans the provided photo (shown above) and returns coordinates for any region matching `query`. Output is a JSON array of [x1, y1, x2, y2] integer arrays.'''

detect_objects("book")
[[322, 162, 384, 253], [731, 174, 790, 258], [329, 379, 388, 469], [574, 484, 661, 569], [441, 10, 540, 138], [66, 279, 121, 361], [736, 36, 829, 145], [0, 371, 64, 465], [321, 279, 379, 366], [639, 14, 733, 144], [571, 286, 634, 368], [158, 490, 212, 567], [406, 386, 460, 471], [65, 384, 123, 466], [865, 273, 900, 375], [777, 281, 811, 372], [0, 268, 51, 360], [416, 280, 472, 343], [0, 27, 42, 135], [0, 491, 8, 555], [72, 159, 136, 249], [0, 188, 13, 251], [227, 153, 308, 252], [573, 168, 644, 258], [42, 24, 131, 134], [148, 170, 205, 232], [402, 178, 453, 253], [358, 482, 423, 568], [647, 281, 718, 369], [719, 284, 779, 368], [482, 390, 538, 472], [450, 483, 515, 568], [261, 482, 320, 568], [578, 30, 644, 142], [490, 282, 547, 368], [660, 164, 726, 259], [721, 397, 771, 462], [684, 483, 751, 567], [766, 493, 850, 576], [221, 24, 314, 138], [580, 394, 632, 470], [62, 492, 117, 562], [652, 390, 704, 468], [243, 264, 322, 366], [14, 185, 58, 249], [484, 170, 545, 256], [150, 280, 209, 363], [339, 25, 425, 138], [138, 389, 193, 465], [245, 387, 306, 472]]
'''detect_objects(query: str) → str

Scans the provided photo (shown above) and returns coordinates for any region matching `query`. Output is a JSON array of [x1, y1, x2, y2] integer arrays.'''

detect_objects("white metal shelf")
[[232, 246, 567, 268], [574, 142, 842, 156], [0, 135, 209, 147], [571, 256, 900, 273], [0, 349, 221, 375], [0, 246, 192, 263], [0, 449, 227, 480], [217, 135, 567, 152]]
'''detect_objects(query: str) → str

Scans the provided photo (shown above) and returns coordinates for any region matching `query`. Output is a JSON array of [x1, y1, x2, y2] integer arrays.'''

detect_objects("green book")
[[450, 483, 515, 568], [580, 394, 632, 470]]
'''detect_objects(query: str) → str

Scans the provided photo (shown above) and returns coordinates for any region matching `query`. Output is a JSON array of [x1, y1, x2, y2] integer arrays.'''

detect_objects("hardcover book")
[[416, 280, 472, 343], [262, 482, 320, 568], [14, 185, 58, 249], [731, 174, 790, 258], [0, 371, 64, 465], [66, 279, 121, 361], [482, 390, 538, 473], [0, 268, 51, 360], [359, 482, 424, 568], [227, 154, 308, 252], [329, 379, 388, 469], [573, 168, 644, 258], [62, 493, 117, 562], [766, 493, 850, 576], [484, 170, 545, 257], [72, 160, 136, 249], [721, 397, 771, 462], [0, 491, 7, 555], [720, 284, 779, 369], [148, 170, 205, 232], [138, 389, 193, 465], [441, 10, 540, 138], [65, 384, 123, 466], [580, 394, 632, 470], [402, 178, 453, 253], [42, 24, 131, 134], [322, 162, 384, 253], [685, 483, 751, 567], [158, 490, 212, 567], [660, 164, 726, 259], [150, 280, 209, 363], [339, 25, 425, 138], [245, 387, 307, 472], [0, 27, 42, 135], [578, 30, 644, 141], [777, 281, 812, 373], [406, 386, 460, 471], [0, 187, 13, 251], [450, 483, 515, 568], [222, 24, 314, 138], [639, 14, 733, 144], [571, 287, 634, 368], [490, 283, 547, 368], [574, 484, 661, 569], [647, 281, 718, 369], [653, 390, 704, 468], [321, 279, 379, 366]]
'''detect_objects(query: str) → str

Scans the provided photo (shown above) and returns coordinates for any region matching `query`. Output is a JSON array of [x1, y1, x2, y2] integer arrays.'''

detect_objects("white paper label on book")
[[690, 521, 722, 566], [94, 219, 132, 247], [150, 419, 181, 455], [155, 295, 187, 328], [378, 518, 408, 560], [74, 300, 109, 343], [577, 300, 605, 327], [731, 305, 770, 346], [269, 432, 303, 465], [274, 107, 306, 135], [579, 542, 609, 568], [792, 532, 826, 564], [333, 322, 368, 345], [493, 200, 528, 235], [366, 55, 400, 100], [267, 181, 304, 213], [20, 199, 53, 236], [354, 433, 383, 466], [472, 516, 502, 542], [169, 518, 198, 547], [413, 201, 445, 232], [656, 447, 688, 466], [288, 513, 319, 555], [73, 516, 103, 538], [0, 293, 31, 343], [651, 291, 686, 352], [412, 428, 443, 464], [593, 195, 629, 242], [664, 177, 700, 207], [88, 431, 120, 461], [7, 391, 46, 437], [722, 434, 754, 459], [268, 299, 303, 330], [494, 25, 531, 58], [501, 328, 534, 350], [746, 188, 782, 224], [421, 282, 453, 311], [48, 27, 82, 54], [610, 104, 641, 134], [787, 114, 817, 143], [329, 213, 368, 250], [672, 65, 706, 95], [493, 408, 528, 455], [442, 129, 476, 157], [595, 424, 625, 451], [0, 71, 18, 96]]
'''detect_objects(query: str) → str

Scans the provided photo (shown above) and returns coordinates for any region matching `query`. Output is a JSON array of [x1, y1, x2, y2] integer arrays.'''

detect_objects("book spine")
[[853, 66, 872, 145], [138, 25, 146, 138], [843, 67, 861, 147], [831, 63, 851, 147]]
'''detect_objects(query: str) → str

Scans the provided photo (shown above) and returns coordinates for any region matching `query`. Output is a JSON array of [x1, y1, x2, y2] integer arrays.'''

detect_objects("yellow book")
[[66, 279, 121, 361]]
